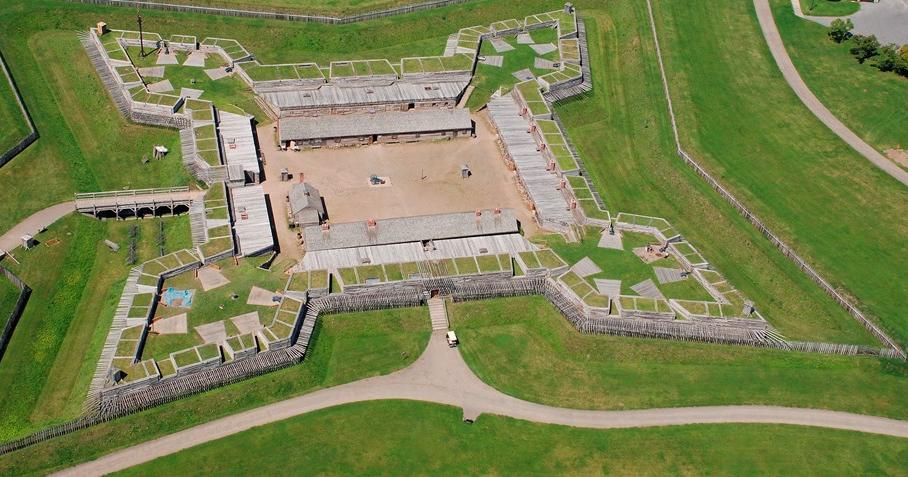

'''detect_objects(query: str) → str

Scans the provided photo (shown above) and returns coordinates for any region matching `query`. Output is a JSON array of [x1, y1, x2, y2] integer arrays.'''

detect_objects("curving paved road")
[[0, 202, 75, 253], [753, 0, 908, 187], [56, 331, 908, 476]]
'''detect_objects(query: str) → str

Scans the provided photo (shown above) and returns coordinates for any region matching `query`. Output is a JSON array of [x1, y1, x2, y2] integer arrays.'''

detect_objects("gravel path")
[[0, 202, 74, 252], [754, 0, 908, 187], [55, 331, 908, 476]]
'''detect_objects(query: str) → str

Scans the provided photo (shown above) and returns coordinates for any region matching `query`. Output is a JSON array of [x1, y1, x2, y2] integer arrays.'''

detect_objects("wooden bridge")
[[75, 187, 196, 219]]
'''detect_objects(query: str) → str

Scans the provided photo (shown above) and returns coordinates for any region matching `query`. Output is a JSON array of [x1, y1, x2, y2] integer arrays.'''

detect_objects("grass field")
[[773, 0, 908, 166], [124, 46, 266, 122], [451, 296, 908, 419], [0, 214, 191, 440], [0, 61, 31, 156], [553, 3, 874, 344], [799, 0, 860, 16], [115, 401, 908, 476], [0, 275, 21, 334], [0, 308, 430, 475], [161, 0, 425, 17], [537, 229, 714, 300], [648, 0, 908, 346], [467, 29, 561, 109]]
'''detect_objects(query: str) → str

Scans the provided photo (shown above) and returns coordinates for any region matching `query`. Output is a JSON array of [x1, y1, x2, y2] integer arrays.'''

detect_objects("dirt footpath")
[[258, 111, 539, 256]]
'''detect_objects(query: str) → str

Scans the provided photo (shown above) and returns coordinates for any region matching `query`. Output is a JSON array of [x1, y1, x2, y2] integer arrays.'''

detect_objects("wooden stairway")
[[428, 297, 449, 331]]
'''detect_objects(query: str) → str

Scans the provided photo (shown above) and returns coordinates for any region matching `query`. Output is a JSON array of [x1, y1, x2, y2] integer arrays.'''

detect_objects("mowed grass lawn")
[[773, 0, 908, 160], [798, 0, 860, 16], [0, 214, 191, 441], [0, 61, 31, 154], [467, 28, 561, 109], [0, 26, 191, 233], [555, 2, 873, 344], [124, 46, 266, 122], [0, 275, 22, 333], [115, 401, 908, 476], [164, 0, 425, 16], [0, 308, 430, 475], [452, 296, 908, 419], [650, 0, 908, 346]]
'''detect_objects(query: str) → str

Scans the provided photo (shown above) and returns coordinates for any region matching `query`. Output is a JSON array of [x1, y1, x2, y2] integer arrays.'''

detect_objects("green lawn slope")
[[161, 0, 429, 17], [650, 0, 908, 346], [0, 308, 430, 475], [452, 296, 908, 419], [117, 401, 907, 476], [0, 60, 31, 155], [773, 0, 908, 163], [555, 2, 873, 344], [0, 215, 190, 441]]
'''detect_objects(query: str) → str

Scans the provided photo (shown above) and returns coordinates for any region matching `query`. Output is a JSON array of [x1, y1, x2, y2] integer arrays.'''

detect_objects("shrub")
[[849, 34, 880, 63], [826, 18, 853, 43], [871, 44, 900, 72]]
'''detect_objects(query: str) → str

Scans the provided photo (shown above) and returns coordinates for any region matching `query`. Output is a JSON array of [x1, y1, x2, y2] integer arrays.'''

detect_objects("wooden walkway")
[[487, 95, 575, 232], [74, 188, 201, 219], [88, 267, 143, 397]]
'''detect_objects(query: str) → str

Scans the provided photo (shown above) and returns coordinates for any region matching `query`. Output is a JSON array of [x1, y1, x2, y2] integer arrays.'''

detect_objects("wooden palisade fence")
[[0, 50, 38, 168], [0, 266, 31, 363]]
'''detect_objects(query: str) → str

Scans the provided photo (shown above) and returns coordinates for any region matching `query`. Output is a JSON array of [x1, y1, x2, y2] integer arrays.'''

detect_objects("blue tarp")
[[162, 287, 193, 307]]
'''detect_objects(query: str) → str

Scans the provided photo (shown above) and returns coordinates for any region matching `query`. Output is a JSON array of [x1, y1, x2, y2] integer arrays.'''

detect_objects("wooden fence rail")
[[67, 0, 473, 24], [0, 266, 31, 363]]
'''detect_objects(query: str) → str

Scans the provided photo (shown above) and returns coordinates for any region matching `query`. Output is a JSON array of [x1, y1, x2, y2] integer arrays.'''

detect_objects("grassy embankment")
[[467, 27, 561, 109], [773, 0, 908, 167], [123, 46, 266, 122], [115, 400, 908, 476], [142, 260, 288, 361], [0, 276, 21, 333], [452, 296, 908, 418], [0, 60, 31, 155], [647, 0, 908, 346], [0, 308, 430, 475], [799, 0, 860, 16], [535, 229, 713, 300], [0, 214, 191, 441], [553, 2, 874, 344], [161, 0, 425, 17]]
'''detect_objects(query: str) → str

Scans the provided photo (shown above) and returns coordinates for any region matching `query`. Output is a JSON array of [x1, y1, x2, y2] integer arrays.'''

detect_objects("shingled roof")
[[303, 209, 519, 251], [279, 108, 472, 142]]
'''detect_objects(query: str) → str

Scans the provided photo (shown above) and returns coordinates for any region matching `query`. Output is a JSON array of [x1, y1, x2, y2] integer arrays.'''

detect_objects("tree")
[[895, 53, 908, 78], [849, 34, 880, 63], [827, 18, 853, 43], [871, 44, 900, 72]]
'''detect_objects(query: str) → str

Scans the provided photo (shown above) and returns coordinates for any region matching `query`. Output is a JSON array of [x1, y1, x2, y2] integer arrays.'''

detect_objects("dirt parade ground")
[[258, 111, 540, 255]]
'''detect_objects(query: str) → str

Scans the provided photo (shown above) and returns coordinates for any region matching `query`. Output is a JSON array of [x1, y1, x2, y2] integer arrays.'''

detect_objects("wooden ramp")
[[631, 279, 665, 299], [428, 298, 448, 331]]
